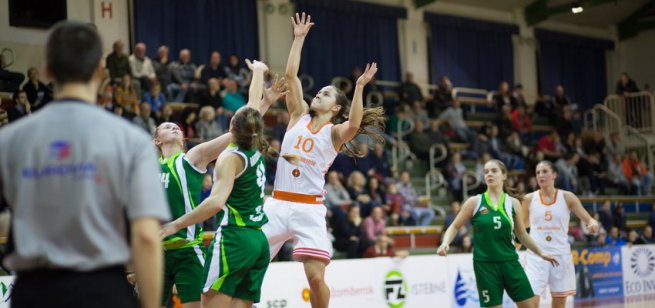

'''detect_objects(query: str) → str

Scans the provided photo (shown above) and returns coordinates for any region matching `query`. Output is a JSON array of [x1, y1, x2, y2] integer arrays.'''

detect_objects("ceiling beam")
[[525, 0, 620, 26], [618, 0, 655, 40]]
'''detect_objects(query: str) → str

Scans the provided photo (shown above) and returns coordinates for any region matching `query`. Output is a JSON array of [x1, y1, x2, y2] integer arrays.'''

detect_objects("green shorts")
[[473, 260, 534, 307], [204, 226, 270, 303], [162, 245, 205, 305]]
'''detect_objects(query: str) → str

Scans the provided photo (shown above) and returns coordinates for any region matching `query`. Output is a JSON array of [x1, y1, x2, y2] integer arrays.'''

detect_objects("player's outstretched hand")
[[540, 253, 560, 267], [263, 74, 288, 105], [292, 12, 314, 38], [437, 244, 449, 256], [356, 62, 378, 87]]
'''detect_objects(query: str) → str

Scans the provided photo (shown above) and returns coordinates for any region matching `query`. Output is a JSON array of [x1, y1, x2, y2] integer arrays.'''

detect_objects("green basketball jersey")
[[159, 151, 205, 249], [471, 192, 517, 262], [216, 146, 268, 229]]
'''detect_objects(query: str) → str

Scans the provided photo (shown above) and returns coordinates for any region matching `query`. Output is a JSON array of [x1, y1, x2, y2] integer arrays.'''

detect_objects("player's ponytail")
[[330, 87, 386, 157], [232, 107, 279, 158]]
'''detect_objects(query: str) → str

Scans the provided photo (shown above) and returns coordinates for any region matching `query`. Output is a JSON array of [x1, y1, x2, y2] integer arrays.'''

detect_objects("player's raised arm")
[[332, 63, 377, 149], [284, 12, 313, 124], [437, 195, 477, 256]]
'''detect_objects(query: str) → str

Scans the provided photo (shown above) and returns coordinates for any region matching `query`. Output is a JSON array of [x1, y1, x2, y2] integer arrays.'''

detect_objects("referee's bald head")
[[45, 20, 103, 85]]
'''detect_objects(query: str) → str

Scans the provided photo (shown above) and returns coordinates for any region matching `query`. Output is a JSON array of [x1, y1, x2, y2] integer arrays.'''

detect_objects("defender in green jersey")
[[437, 159, 559, 308], [153, 59, 285, 307], [161, 106, 276, 307]]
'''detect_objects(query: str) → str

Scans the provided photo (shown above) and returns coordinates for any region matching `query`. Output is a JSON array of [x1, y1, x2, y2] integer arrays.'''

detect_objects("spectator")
[[571, 110, 583, 135], [553, 85, 571, 110], [367, 177, 386, 209], [598, 201, 614, 233], [510, 105, 532, 142], [408, 100, 429, 128], [627, 229, 640, 247], [622, 151, 654, 196], [591, 229, 608, 247], [97, 68, 114, 111], [489, 124, 524, 170], [363, 235, 403, 258], [427, 75, 453, 117], [129, 42, 155, 93], [21, 67, 52, 110], [446, 152, 467, 201], [213, 106, 229, 133], [152, 45, 174, 99], [325, 171, 353, 214], [361, 207, 386, 247], [199, 77, 223, 110], [200, 51, 227, 85], [555, 152, 579, 192], [495, 105, 514, 140], [604, 132, 624, 160], [6, 90, 31, 123], [556, 106, 574, 139], [384, 183, 404, 226], [179, 109, 198, 147], [0, 53, 25, 92], [512, 84, 527, 109], [406, 120, 431, 160], [492, 81, 517, 111], [534, 94, 557, 124], [460, 235, 473, 253], [397, 171, 434, 226], [584, 131, 606, 156], [369, 143, 393, 180], [105, 40, 130, 84], [613, 203, 627, 232], [333, 206, 366, 259], [527, 176, 538, 193], [265, 139, 280, 186], [427, 119, 451, 167], [398, 72, 423, 104], [638, 225, 654, 244], [155, 104, 174, 126], [355, 143, 377, 177], [607, 154, 632, 194], [170, 49, 198, 102], [537, 130, 564, 161], [505, 131, 528, 158], [437, 99, 475, 142], [606, 226, 626, 246], [221, 79, 246, 113], [330, 153, 357, 180], [616, 72, 639, 95], [223, 54, 250, 93], [649, 203, 655, 230], [114, 73, 139, 118], [142, 81, 166, 116], [348, 171, 377, 218], [444, 201, 461, 230], [132, 102, 156, 134], [195, 106, 223, 142]]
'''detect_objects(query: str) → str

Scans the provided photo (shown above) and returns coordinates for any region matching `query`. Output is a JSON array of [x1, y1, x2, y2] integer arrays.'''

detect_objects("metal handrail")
[[462, 170, 482, 201], [424, 169, 448, 217], [584, 103, 623, 139], [429, 144, 448, 174]]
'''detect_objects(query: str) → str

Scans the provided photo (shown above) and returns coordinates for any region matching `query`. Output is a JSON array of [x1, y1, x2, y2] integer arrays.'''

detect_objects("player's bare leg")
[[303, 258, 330, 308], [201, 290, 230, 308]]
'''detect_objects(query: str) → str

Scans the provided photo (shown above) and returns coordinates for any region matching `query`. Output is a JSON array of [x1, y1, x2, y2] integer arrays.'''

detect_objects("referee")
[[0, 21, 169, 308]]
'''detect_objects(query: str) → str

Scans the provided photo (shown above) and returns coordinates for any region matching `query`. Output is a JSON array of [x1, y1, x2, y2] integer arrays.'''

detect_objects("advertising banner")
[[0, 276, 13, 308], [621, 244, 655, 297], [572, 247, 623, 299]]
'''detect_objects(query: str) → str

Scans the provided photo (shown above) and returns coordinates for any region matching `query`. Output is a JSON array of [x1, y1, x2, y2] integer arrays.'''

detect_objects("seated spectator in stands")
[[132, 102, 156, 134], [627, 229, 640, 247], [607, 226, 626, 246], [325, 171, 354, 215], [397, 171, 434, 226], [6, 90, 30, 123], [398, 72, 423, 105], [638, 225, 654, 244], [224, 54, 250, 94], [142, 81, 165, 116], [510, 105, 532, 142], [446, 152, 467, 201], [179, 108, 199, 147], [505, 131, 528, 158], [105, 40, 130, 84], [348, 171, 378, 218], [571, 110, 583, 135], [406, 120, 431, 160], [534, 94, 557, 124], [195, 106, 223, 142], [591, 229, 608, 247], [427, 75, 453, 117], [460, 235, 473, 253], [438, 99, 475, 142], [605, 132, 624, 161], [495, 105, 514, 140], [221, 79, 246, 113], [153, 45, 174, 99], [489, 125, 524, 170], [384, 183, 404, 226], [114, 73, 139, 119], [369, 143, 393, 181], [97, 68, 114, 111], [616, 72, 639, 95], [527, 176, 538, 192], [22, 67, 52, 110], [129, 42, 155, 93], [649, 203, 655, 230], [554, 85, 571, 110], [556, 152, 579, 192], [622, 151, 654, 196], [492, 81, 517, 111], [512, 84, 527, 110], [408, 100, 429, 128], [607, 154, 632, 194], [368, 177, 387, 209], [361, 207, 386, 247], [537, 130, 564, 161], [155, 104, 174, 125], [598, 200, 614, 233], [199, 77, 223, 110], [574, 137, 604, 195], [355, 143, 376, 177], [333, 206, 366, 259], [557, 106, 574, 139], [0, 54, 25, 92], [200, 51, 227, 85], [613, 203, 627, 232], [170, 49, 198, 102], [363, 235, 407, 258], [427, 120, 451, 167]]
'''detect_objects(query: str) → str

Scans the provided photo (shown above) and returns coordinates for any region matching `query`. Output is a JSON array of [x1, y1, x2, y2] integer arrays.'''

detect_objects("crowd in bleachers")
[[2, 42, 655, 261]]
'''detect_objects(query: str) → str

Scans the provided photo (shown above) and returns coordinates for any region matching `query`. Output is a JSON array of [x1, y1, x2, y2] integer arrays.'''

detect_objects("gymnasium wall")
[[616, 28, 655, 93]]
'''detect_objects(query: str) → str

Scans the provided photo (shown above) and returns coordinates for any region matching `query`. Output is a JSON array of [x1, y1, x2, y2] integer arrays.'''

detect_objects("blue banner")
[[573, 247, 624, 299]]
